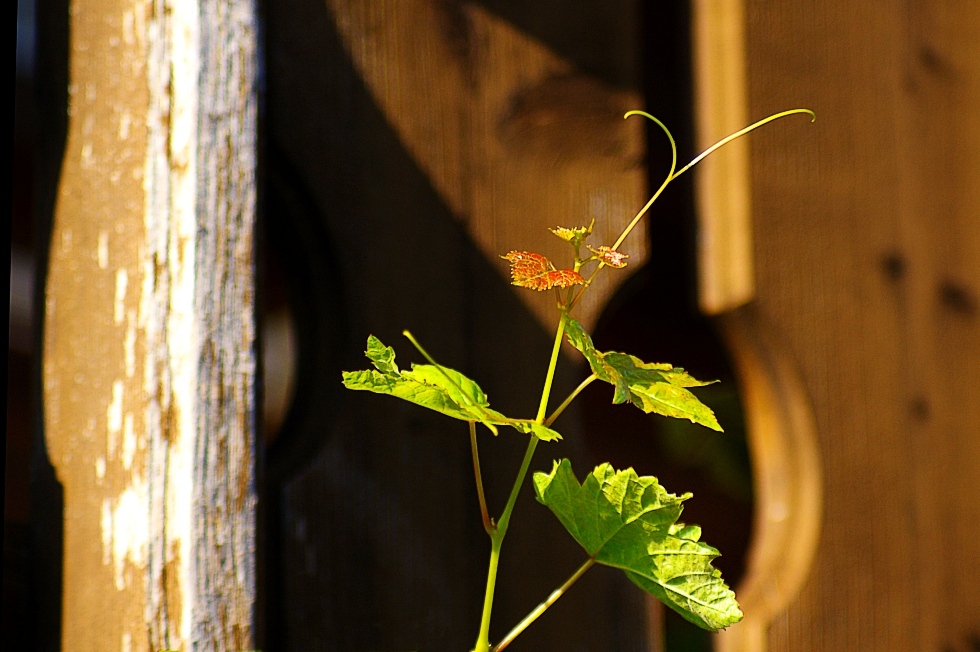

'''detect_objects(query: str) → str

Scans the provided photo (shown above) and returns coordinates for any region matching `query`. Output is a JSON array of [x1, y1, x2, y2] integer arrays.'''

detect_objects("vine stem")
[[475, 107, 815, 652], [470, 421, 493, 536], [535, 314, 568, 423], [492, 558, 596, 652], [545, 374, 598, 427], [473, 313, 568, 652], [568, 108, 814, 313], [474, 536, 504, 652]]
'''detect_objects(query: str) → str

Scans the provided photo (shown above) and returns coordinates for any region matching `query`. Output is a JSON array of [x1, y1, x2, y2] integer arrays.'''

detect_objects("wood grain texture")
[[692, 0, 755, 315], [742, 2, 980, 650], [43, 1, 151, 648], [692, 3, 823, 650], [43, 0, 258, 649], [714, 307, 822, 652], [324, 0, 648, 333]]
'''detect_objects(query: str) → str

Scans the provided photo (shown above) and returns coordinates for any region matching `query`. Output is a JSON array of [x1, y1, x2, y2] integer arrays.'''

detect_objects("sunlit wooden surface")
[[744, 3, 980, 650], [325, 0, 649, 333]]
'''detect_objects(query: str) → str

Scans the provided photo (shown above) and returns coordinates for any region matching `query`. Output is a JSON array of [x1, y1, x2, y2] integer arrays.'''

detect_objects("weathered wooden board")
[[42, 0, 259, 649], [742, 2, 980, 650]]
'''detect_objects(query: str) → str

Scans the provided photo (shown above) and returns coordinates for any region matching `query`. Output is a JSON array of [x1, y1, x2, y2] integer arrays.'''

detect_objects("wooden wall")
[[744, 3, 980, 650]]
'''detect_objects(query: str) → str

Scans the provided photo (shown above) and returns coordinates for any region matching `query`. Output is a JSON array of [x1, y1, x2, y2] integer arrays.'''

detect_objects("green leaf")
[[343, 337, 561, 440], [564, 318, 722, 431], [550, 218, 595, 248], [534, 459, 742, 631], [513, 421, 563, 442], [365, 334, 398, 374]]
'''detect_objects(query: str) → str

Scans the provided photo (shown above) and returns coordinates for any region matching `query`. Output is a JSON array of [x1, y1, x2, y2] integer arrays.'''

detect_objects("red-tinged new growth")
[[501, 251, 585, 291], [587, 245, 629, 269]]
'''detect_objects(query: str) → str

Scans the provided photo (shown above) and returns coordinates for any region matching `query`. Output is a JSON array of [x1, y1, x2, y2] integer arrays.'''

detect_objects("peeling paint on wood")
[[44, 0, 258, 649]]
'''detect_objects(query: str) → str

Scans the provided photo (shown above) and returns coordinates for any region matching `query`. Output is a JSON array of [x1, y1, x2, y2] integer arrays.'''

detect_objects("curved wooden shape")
[[693, 2, 823, 648], [714, 306, 823, 652]]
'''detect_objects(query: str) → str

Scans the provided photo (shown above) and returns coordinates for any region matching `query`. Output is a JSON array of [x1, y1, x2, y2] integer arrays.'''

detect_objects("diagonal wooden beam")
[[326, 0, 648, 333]]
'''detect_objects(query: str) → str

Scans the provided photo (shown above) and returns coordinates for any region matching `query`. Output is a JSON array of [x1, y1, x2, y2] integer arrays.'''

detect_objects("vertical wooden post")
[[692, 0, 754, 315], [43, 0, 258, 649]]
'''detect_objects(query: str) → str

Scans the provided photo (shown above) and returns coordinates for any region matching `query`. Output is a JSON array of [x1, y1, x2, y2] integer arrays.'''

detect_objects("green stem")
[[492, 558, 596, 652], [474, 536, 504, 652], [535, 314, 567, 423], [497, 437, 539, 538], [472, 432, 538, 652], [473, 313, 568, 651], [545, 374, 597, 427]]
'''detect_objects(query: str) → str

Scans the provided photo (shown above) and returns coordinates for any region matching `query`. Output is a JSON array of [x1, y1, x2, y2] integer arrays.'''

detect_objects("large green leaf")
[[564, 318, 722, 431], [342, 336, 561, 440], [534, 459, 742, 631]]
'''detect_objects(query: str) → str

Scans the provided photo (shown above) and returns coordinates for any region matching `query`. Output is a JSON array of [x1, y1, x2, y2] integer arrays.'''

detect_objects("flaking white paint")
[[107, 380, 123, 459], [122, 413, 135, 470], [142, 0, 202, 644], [164, 0, 200, 643], [114, 268, 128, 324], [107, 478, 149, 591], [119, 111, 132, 140], [124, 311, 136, 377], [101, 498, 112, 566]]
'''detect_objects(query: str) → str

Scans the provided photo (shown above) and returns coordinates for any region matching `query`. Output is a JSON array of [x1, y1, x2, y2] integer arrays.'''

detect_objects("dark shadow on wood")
[[469, 0, 641, 90], [262, 1, 650, 649], [30, 0, 70, 649]]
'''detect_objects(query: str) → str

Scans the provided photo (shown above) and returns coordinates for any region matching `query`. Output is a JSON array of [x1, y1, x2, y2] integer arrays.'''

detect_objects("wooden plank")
[[714, 307, 822, 652], [742, 2, 980, 650], [42, 0, 259, 649], [897, 3, 980, 649], [692, 0, 755, 315], [692, 3, 823, 651]]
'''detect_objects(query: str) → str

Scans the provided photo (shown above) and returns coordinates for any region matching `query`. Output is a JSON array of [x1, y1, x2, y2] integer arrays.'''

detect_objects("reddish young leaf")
[[588, 245, 629, 269], [501, 251, 585, 291]]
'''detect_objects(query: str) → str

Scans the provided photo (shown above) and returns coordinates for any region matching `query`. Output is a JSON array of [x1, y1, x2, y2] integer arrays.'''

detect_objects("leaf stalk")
[[470, 421, 493, 536], [492, 557, 596, 652], [545, 374, 598, 427]]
